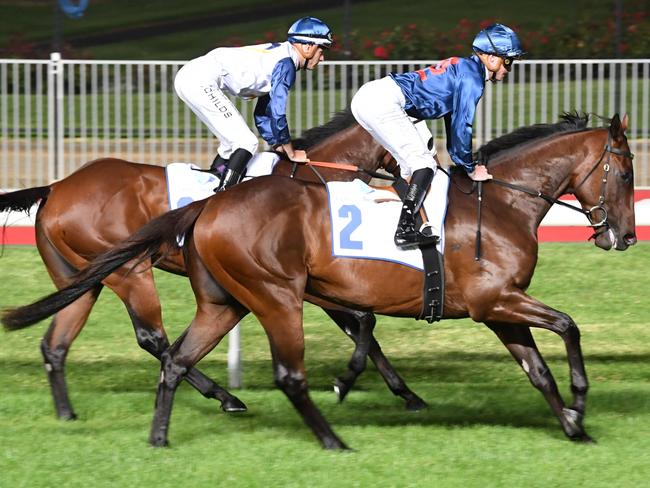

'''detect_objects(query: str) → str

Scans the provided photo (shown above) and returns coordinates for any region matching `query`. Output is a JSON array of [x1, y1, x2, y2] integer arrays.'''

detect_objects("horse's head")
[[571, 114, 636, 251]]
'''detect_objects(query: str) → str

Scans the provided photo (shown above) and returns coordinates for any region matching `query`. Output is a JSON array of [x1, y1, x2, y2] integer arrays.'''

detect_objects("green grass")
[[1, 243, 649, 487]]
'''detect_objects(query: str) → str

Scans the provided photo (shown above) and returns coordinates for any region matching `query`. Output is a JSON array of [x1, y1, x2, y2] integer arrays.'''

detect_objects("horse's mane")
[[293, 108, 357, 150], [476, 112, 592, 162]]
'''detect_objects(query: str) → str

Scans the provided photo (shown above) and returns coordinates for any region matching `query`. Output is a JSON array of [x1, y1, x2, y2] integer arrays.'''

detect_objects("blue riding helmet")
[[472, 23, 525, 58], [287, 16, 333, 48]]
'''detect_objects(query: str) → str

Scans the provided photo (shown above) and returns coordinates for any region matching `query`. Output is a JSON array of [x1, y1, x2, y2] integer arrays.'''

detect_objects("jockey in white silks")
[[351, 23, 525, 248], [174, 17, 333, 191]]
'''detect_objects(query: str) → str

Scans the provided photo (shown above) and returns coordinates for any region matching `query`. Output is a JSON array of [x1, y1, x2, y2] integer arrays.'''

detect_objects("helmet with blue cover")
[[473, 23, 524, 64], [288, 16, 333, 48]]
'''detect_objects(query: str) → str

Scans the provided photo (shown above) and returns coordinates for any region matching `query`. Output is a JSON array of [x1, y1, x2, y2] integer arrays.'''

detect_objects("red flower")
[[264, 31, 275, 41], [373, 45, 390, 59], [479, 19, 493, 29], [408, 23, 418, 30]]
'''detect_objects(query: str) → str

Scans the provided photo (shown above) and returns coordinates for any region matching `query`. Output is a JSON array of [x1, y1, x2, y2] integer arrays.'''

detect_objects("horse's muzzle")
[[594, 227, 637, 251]]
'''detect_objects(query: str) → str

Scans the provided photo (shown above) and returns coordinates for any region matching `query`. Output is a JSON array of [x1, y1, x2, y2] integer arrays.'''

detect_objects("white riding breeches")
[[351, 76, 437, 180], [174, 58, 259, 158]]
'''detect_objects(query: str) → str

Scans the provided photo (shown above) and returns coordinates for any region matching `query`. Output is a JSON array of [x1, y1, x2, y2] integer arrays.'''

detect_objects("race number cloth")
[[165, 152, 281, 210], [327, 171, 450, 270]]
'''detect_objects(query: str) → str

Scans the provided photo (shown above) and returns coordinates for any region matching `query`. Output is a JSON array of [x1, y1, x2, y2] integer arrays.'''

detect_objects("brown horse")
[[3, 113, 637, 449], [0, 109, 429, 421]]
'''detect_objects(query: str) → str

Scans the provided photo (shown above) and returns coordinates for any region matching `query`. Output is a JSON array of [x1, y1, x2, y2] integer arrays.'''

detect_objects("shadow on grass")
[[3, 349, 648, 445]]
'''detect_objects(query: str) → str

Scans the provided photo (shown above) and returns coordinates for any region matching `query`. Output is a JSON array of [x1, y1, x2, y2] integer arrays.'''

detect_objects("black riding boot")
[[394, 167, 439, 248], [215, 148, 253, 192], [209, 154, 229, 176]]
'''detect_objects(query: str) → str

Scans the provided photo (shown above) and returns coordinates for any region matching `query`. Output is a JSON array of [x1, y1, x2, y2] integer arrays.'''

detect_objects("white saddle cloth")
[[166, 152, 281, 210], [327, 171, 450, 271]]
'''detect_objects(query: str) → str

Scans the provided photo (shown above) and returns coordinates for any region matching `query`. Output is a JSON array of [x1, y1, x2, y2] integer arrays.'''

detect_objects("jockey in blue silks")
[[174, 17, 333, 191], [351, 23, 525, 248]]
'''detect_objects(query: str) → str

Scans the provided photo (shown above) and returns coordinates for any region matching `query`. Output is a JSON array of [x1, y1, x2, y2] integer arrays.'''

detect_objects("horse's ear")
[[609, 113, 622, 139], [621, 113, 629, 132]]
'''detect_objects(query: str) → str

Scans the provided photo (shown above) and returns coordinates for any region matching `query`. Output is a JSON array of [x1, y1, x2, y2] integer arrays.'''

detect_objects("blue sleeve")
[[446, 73, 483, 173], [254, 96, 275, 145], [254, 57, 295, 145]]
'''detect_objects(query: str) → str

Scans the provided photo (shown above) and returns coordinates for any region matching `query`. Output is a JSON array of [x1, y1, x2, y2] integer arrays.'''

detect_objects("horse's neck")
[[309, 125, 380, 170], [489, 130, 603, 224]]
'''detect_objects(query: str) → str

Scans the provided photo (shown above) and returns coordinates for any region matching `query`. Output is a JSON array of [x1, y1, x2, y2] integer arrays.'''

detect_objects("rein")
[[288, 159, 398, 184]]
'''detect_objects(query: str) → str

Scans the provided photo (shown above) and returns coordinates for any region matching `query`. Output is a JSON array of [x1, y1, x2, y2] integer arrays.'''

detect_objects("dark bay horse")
[[3, 114, 637, 449], [0, 109, 428, 420]]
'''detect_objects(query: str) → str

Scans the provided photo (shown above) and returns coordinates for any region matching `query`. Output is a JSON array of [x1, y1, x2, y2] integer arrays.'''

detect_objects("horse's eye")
[[619, 171, 633, 184]]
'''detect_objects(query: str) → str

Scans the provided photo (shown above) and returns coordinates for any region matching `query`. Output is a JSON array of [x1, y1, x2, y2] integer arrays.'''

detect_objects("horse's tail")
[[2, 198, 209, 331], [0, 186, 50, 213]]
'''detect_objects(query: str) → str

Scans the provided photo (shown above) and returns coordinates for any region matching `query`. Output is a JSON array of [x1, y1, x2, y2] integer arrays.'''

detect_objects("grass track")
[[1, 243, 649, 487]]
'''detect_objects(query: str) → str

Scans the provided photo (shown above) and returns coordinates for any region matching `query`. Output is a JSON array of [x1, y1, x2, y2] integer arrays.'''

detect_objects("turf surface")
[[0, 243, 649, 487]]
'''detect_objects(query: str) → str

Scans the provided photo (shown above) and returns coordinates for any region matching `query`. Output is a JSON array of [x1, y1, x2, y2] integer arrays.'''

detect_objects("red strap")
[[304, 160, 359, 172]]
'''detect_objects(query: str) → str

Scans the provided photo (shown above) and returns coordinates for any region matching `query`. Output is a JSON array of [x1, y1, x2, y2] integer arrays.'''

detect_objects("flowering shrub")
[[233, 10, 649, 61], [332, 10, 650, 60]]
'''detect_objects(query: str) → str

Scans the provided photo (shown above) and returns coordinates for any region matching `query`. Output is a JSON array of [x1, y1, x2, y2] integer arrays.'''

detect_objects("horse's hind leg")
[[262, 304, 348, 450], [104, 267, 246, 413], [41, 288, 102, 420], [37, 233, 103, 420], [325, 308, 426, 411], [149, 303, 245, 447]]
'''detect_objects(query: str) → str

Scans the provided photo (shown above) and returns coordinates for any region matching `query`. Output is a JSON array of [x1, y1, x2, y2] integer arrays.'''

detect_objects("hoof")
[[570, 433, 596, 444], [58, 412, 78, 421], [562, 407, 590, 440], [220, 396, 247, 413], [322, 438, 351, 450], [149, 435, 170, 448], [333, 378, 351, 403], [404, 396, 428, 411]]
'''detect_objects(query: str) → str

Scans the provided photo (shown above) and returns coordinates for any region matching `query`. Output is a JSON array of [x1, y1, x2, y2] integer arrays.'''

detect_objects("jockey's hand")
[[287, 149, 310, 163], [469, 164, 492, 181], [278, 142, 309, 163]]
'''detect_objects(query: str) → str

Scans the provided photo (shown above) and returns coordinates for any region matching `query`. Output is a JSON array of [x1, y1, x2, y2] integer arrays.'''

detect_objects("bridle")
[[571, 132, 634, 235], [490, 131, 633, 232], [472, 130, 634, 259]]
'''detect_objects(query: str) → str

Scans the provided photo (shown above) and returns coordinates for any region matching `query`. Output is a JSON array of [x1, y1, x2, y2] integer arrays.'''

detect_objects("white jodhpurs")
[[351, 76, 436, 180], [174, 58, 259, 159]]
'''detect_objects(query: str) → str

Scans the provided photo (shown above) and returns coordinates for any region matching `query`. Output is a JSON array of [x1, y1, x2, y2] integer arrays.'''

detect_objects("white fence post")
[[227, 323, 242, 388], [46, 52, 64, 182]]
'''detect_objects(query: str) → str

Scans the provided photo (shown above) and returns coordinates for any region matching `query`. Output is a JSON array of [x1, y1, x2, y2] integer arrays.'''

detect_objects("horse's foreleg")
[[41, 287, 103, 420], [486, 323, 591, 440], [324, 308, 426, 411], [484, 289, 591, 442], [366, 336, 428, 411], [106, 269, 246, 413], [323, 308, 371, 401], [150, 303, 244, 447]]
